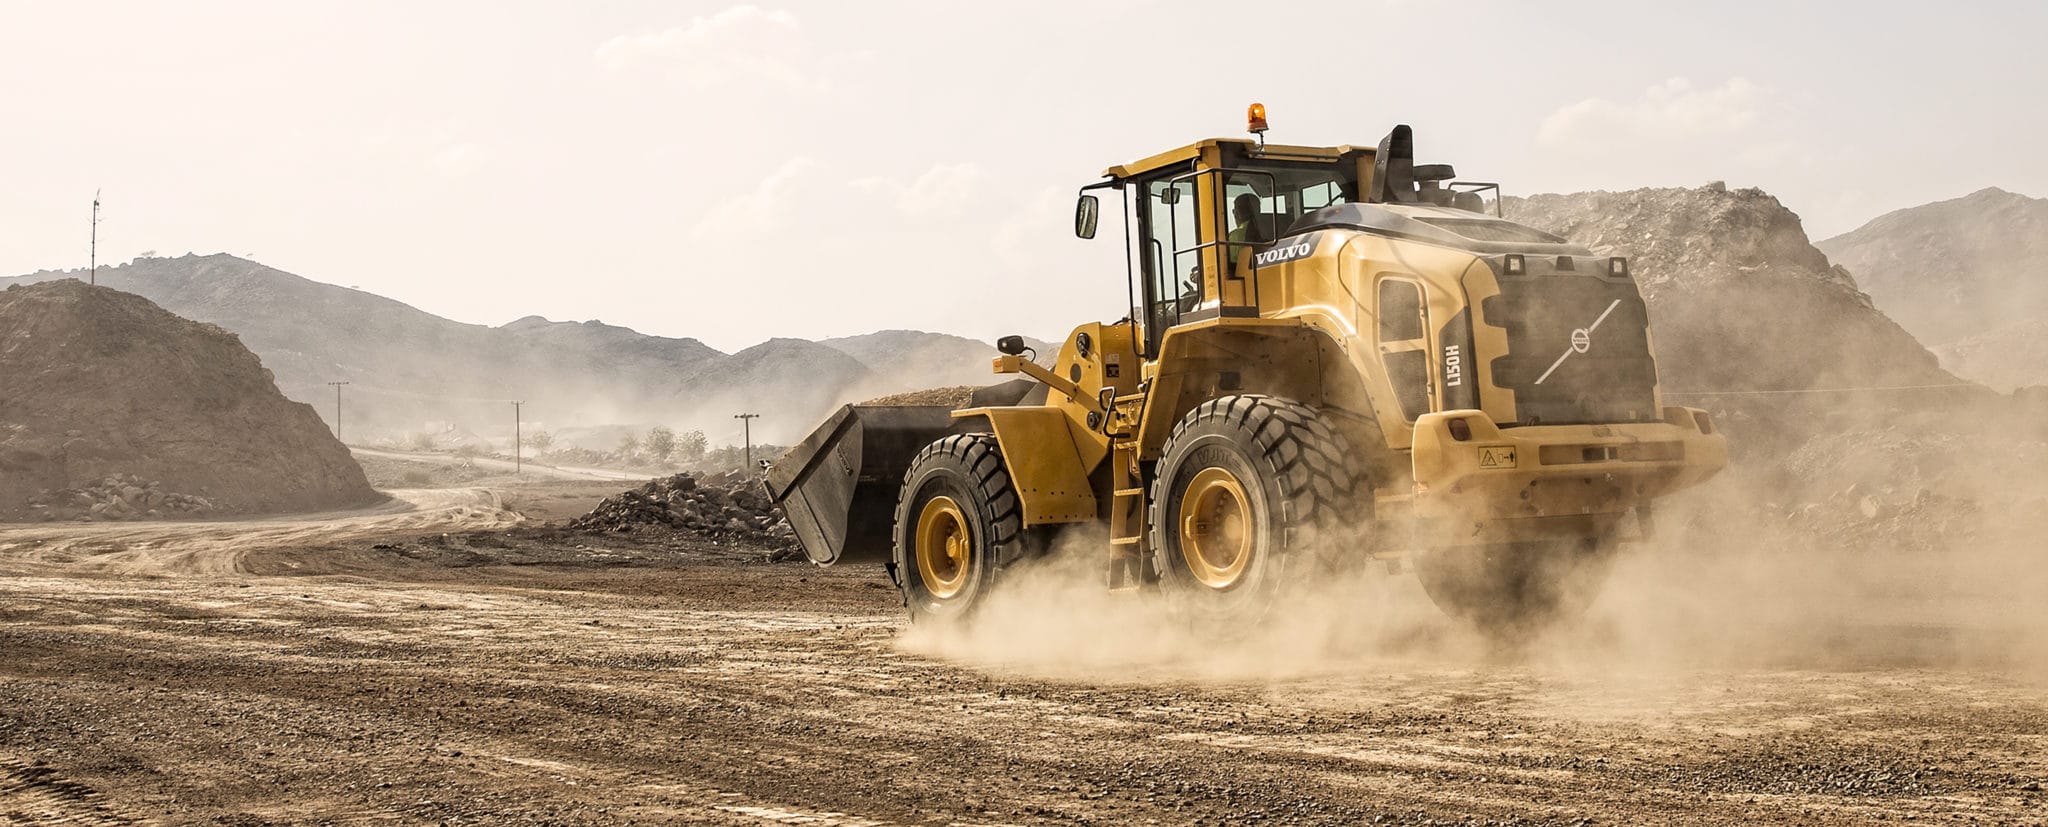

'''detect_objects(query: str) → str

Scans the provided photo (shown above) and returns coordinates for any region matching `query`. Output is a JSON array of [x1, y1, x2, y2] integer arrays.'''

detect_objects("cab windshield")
[[1219, 162, 1354, 249]]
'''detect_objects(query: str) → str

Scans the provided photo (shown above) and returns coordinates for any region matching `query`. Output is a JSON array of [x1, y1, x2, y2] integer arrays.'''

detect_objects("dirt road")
[[0, 488, 522, 577], [349, 448, 652, 482], [2, 488, 2045, 825]]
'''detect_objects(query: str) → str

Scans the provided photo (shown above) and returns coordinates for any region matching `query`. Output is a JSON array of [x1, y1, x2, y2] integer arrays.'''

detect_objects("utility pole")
[[734, 413, 760, 471], [512, 401, 524, 474], [326, 381, 350, 442], [89, 190, 100, 285]]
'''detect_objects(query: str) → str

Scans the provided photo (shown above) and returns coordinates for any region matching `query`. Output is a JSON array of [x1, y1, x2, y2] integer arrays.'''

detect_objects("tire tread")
[[1148, 394, 1366, 599], [894, 433, 1027, 580]]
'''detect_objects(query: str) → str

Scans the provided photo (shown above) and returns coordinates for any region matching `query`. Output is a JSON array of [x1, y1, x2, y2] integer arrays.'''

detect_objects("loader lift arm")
[[991, 353, 1104, 415]]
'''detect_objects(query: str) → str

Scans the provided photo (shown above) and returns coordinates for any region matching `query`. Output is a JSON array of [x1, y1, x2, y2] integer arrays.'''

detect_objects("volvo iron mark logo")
[[1534, 299, 1622, 386]]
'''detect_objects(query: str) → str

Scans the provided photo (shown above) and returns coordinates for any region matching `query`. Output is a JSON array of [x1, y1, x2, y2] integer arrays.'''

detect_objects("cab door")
[[1135, 172, 1212, 356], [1375, 276, 1433, 423]]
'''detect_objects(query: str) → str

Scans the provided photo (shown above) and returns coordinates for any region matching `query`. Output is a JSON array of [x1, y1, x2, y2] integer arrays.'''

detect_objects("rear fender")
[[1135, 319, 1383, 470]]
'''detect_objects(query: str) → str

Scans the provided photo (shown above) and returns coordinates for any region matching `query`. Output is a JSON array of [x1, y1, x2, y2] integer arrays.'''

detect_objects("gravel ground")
[[1, 485, 2045, 826]]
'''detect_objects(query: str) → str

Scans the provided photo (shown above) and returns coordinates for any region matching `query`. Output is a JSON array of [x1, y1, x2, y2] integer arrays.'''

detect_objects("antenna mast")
[[90, 189, 101, 285]]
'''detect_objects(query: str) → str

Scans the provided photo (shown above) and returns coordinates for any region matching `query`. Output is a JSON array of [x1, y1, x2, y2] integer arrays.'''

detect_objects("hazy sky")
[[4, 1, 2043, 352]]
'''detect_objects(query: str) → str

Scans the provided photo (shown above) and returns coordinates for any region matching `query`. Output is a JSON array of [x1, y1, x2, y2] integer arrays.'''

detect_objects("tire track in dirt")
[[0, 488, 522, 577], [0, 755, 132, 826], [3, 492, 2045, 825]]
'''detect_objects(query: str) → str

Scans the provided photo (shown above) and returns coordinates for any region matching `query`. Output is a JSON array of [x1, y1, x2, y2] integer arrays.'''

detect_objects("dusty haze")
[[6, 2, 2047, 352]]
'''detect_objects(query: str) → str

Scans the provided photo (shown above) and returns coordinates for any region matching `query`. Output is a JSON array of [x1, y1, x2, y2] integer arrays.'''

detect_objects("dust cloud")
[[899, 399, 2048, 685], [897, 530, 1470, 683]]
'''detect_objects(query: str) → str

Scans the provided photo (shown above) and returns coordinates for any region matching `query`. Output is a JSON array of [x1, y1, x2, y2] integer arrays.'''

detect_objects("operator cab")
[[1074, 115, 1499, 357]]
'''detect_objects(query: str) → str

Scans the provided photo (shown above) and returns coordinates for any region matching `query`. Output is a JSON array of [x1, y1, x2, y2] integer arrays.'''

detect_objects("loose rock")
[[568, 472, 799, 557], [26, 474, 219, 522]]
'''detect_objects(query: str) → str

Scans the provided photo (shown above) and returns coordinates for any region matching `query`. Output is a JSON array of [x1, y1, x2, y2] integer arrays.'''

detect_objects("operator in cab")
[[1225, 192, 1274, 276]]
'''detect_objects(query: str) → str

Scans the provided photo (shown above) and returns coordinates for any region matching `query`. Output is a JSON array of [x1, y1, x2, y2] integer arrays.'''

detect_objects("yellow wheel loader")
[[767, 111, 1727, 632]]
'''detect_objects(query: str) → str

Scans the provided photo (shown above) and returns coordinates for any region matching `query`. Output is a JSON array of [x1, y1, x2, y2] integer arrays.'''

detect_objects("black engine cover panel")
[[1478, 268, 1658, 426]]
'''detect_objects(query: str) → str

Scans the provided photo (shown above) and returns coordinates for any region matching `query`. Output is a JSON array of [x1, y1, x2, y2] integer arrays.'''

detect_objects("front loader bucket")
[[763, 404, 960, 566]]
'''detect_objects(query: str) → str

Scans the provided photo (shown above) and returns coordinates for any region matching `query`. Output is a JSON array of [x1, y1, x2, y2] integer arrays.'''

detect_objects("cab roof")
[[1104, 138, 1373, 181]]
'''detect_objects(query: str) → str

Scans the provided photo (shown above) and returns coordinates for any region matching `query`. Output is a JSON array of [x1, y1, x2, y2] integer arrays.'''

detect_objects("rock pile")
[[26, 474, 220, 522], [0, 280, 380, 519], [1781, 483, 1985, 554], [1784, 422, 2048, 547], [1505, 184, 1956, 397], [569, 472, 798, 554], [860, 385, 979, 407]]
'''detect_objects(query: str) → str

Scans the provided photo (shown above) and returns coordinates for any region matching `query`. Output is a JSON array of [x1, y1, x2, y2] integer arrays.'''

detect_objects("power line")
[[1664, 382, 1978, 398], [733, 413, 761, 470], [316, 382, 520, 404], [512, 401, 524, 475]]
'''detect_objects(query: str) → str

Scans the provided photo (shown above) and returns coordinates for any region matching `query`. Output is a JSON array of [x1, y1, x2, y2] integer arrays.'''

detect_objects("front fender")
[[951, 405, 1099, 525]]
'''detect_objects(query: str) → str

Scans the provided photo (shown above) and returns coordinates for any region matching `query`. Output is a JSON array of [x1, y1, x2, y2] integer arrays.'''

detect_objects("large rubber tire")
[[892, 434, 1028, 624], [1414, 538, 1617, 637], [1148, 394, 1366, 624]]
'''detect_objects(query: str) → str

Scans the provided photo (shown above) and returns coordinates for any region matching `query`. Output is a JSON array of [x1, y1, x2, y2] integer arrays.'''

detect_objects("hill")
[[1, 255, 739, 437], [673, 338, 880, 444], [0, 255, 997, 444], [0, 280, 378, 518], [821, 329, 1054, 391], [1815, 186, 2048, 386]]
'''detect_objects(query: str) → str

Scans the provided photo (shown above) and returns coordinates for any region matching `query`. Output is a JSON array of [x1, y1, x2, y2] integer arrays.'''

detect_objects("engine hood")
[[1288, 203, 1595, 257]]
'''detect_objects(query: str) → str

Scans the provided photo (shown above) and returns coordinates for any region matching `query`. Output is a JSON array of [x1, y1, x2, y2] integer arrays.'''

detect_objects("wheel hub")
[[915, 496, 972, 599], [1179, 467, 1252, 589]]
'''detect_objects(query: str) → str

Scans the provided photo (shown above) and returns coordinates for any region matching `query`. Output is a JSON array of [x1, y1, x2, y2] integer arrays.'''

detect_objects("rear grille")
[[1478, 269, 1658, 426], [1537, 441, 1683, 465]]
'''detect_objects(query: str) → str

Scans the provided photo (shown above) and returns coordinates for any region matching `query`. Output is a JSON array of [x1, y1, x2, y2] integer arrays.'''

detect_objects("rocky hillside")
[[1816, 187, 2048, 386], [0, 280, 380, 518], [1, 255, 1009, 444], [1505, 183, 1955, 396], [0, 255, 730, 438], [1932, 319, 2048, 392], [673, 339, 883, 444]]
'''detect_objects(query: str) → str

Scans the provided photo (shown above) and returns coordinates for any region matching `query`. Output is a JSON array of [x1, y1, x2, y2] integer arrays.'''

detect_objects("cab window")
[[1299, 180, 1345, 210], [1219, 170, 1351, 268], [1141, 178, 1201, 345], [1377, 278, 1431, 421]]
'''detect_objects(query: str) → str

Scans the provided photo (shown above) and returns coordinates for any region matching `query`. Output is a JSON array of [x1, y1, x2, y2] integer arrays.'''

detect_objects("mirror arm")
[[1078, 179, 1122, 238]]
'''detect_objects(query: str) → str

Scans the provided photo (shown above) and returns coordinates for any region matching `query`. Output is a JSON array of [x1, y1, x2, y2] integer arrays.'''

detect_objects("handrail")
[[1448, 181, 1502, 217], [1160, 167, 1279, 317]]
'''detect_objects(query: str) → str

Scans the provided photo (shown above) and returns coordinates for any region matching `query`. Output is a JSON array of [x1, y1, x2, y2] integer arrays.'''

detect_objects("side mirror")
[[1074, 195, 1100, 239]]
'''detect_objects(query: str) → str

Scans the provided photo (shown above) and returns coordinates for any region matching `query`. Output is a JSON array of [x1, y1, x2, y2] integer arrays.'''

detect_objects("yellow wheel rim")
[[1178, 467, 1253, 589], [915, 496, 972, 599]]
